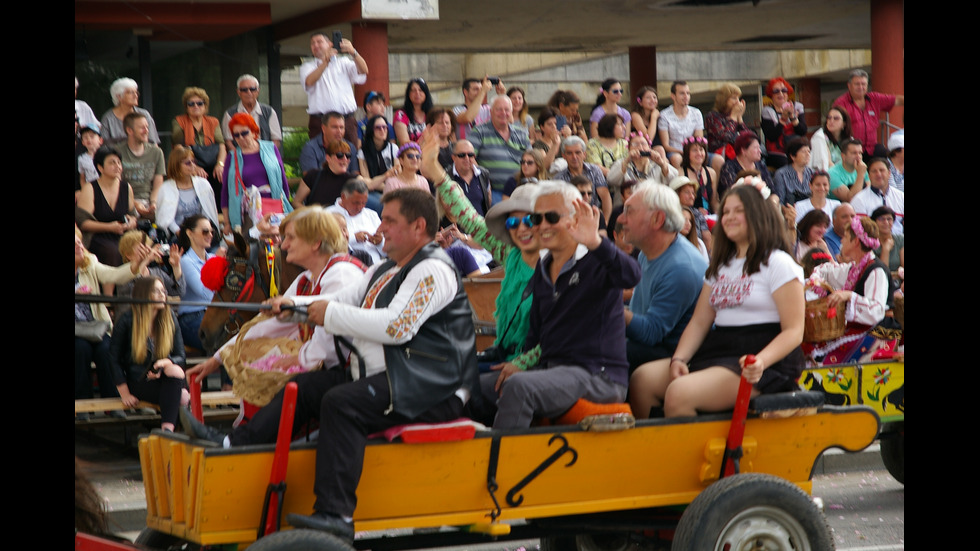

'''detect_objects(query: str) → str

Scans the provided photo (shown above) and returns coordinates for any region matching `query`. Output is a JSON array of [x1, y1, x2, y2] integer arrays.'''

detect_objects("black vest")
[[854, 258, 895, 309], [368, 242, 478, 418]]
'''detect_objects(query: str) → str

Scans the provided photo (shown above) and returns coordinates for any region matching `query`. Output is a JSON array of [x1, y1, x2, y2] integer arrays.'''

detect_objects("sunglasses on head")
[[530, 211, 563, 225], [505, 214, 534, 230], [334, 152, 352, 159]]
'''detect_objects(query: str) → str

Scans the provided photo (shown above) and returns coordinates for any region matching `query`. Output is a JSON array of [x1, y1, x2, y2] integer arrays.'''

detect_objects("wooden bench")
[[74, 391, 240, 415]]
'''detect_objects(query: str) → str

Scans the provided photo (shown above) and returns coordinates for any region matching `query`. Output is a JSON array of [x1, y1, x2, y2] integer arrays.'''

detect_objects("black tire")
[[673, 473, 834, 551], [134, 528, 201, 550], [247, 529, 355, 551], [880, 430, 904, 484]]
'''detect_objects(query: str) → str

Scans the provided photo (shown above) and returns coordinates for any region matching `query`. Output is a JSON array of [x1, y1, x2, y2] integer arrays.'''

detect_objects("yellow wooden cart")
[[800, 358, 904, 484], [135, 389, 878, 551]]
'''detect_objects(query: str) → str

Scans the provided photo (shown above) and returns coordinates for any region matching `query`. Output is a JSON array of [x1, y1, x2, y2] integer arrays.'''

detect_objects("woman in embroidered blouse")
[[393, 78, 433, 146], [629, 180, 805, 418], [805, 217, 894, 365], [172, 87, 227, 184], [221, 113, 292, 235], [186, 206, 366, 393]]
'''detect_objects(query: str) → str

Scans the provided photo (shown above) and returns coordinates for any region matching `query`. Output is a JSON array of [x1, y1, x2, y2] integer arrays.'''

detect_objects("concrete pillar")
[[628, 46, 657, 102], [871, 0, 904, 135], [352, 22, 389, 107], [798, 77, 821, 134]]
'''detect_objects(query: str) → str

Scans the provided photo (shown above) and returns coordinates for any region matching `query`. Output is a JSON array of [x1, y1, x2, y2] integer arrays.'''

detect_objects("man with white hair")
[[553, 136, 612, 222], [222, 74, 282, 150], [484, 180, 641, 429], [619, 180, 708, 370], [468, 95, 530, 204]]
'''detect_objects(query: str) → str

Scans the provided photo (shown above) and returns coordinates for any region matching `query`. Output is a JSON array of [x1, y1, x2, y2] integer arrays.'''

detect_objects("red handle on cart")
[[722, 355, 755, 478], [261, 381, 298, 537], [189, 373, 204, 422]]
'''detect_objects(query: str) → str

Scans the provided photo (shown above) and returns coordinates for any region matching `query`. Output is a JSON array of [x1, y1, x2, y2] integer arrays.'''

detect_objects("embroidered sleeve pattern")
[[385, 275, 436, 340]]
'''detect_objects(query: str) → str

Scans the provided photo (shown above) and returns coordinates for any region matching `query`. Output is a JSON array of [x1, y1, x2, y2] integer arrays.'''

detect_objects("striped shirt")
[[468, 122, 530, 192]]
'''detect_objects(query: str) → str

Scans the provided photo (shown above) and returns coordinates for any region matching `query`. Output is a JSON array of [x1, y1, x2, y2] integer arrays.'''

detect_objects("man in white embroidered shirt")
[[270, 188, 479, 541]]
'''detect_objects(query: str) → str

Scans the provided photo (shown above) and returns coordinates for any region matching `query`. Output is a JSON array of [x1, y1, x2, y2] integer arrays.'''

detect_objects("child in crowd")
[[78, 126, 104, 185]]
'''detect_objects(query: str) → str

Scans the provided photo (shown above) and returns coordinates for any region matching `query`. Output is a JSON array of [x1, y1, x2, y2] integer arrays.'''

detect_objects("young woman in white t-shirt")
[[629, 181, 805, 418]]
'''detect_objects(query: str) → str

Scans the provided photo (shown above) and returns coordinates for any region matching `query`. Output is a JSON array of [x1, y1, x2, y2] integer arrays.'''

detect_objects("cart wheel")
[[247, 529, 355, 551], [880, 430, 904, 484], [134, 528, 201, 550], [673, 473, 833, 551]]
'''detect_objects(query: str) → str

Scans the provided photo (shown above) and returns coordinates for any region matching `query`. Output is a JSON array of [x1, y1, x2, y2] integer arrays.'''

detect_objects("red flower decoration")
[[200, 256, 231, 291], [826, 306, 837, 319]]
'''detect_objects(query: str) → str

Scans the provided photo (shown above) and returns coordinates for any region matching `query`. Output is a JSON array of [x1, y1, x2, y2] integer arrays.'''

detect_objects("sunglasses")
[[454, 152, 476, 158], [187, 101, 205, 107], [232, 130, 250, 139], [404, 153, 421, 160], [505, 214, 535, 230], [772, 88, 789, 94], [199, 228, 213, 235], [609, 89, 624, 94], [529, 211, 563, 225], [334, 152, 352, 159], [374, 125, 388, 131], [520, 159, 537, 166], [239, 87, 258, 93]]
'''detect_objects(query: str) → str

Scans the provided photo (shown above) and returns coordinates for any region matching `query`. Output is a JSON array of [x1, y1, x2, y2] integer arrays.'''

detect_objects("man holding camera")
[[300, 31, 368, 144], [453, 76, 506, 140]]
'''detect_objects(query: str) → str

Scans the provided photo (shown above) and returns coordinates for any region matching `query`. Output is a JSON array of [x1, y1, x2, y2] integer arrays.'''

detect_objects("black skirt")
[[689, 323, 804, 394]]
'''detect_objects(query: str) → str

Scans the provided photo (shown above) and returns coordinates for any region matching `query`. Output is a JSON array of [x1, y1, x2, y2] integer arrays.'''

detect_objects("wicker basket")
[[220, 313, 311, 406], [804, 295, 846, 343], [893, 294, 904, 331]]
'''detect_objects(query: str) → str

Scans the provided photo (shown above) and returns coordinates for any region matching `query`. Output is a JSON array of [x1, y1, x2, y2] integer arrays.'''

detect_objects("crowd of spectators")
[[77, 42, 904, 540], [76, 40, 904, 423]]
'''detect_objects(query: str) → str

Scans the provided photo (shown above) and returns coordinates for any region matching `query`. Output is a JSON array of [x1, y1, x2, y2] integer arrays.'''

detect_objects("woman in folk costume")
[[187, 206, 365, 421], [804, 216, 899, 365]]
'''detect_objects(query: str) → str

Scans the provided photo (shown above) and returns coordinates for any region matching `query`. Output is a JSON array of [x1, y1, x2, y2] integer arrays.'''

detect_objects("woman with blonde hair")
[[75, 227, 153, 414], [110, 276, 188, 431], [184, 206, 367, 445]]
